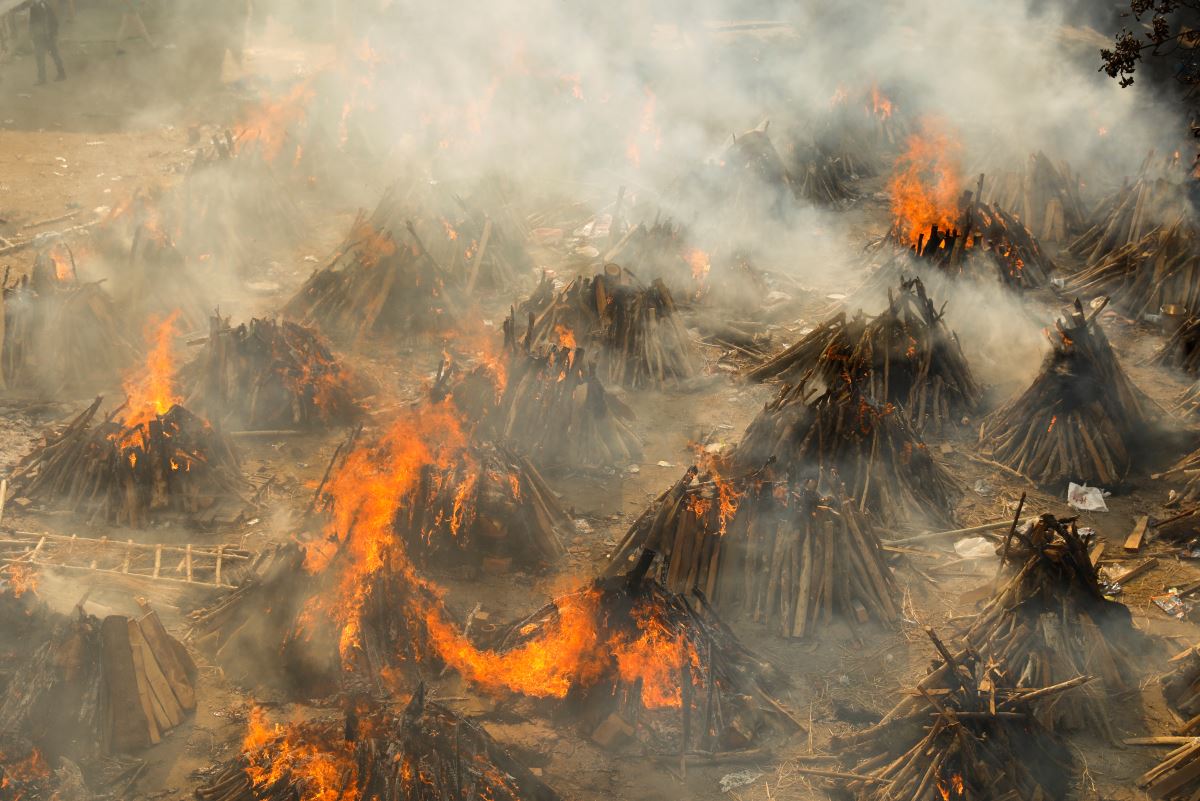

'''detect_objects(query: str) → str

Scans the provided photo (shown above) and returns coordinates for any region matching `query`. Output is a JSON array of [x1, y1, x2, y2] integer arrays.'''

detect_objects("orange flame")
[[869, 84, 893, 119], [241, 707, 357, 801], [888, 118, 963, 247], [3, 563, 38, 598], [554, 324, 577, 351], [235, 81, 316, 163], [121, 312, 182, 430], [683, 248, 711, 284]]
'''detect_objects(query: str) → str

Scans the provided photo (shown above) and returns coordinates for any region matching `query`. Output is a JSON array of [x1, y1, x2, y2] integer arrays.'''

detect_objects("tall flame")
[[887, 119, 963, 246], [121, 312, 182, 430]]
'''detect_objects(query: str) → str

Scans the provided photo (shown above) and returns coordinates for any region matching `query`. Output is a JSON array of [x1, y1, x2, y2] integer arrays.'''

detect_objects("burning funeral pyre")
[[978, 298, 1158, 487], [521, 266, 699, 390], [982, 151, 1089, 243], [120, 217, 214, 333], [826, 629, 1081, 801], [604, 465, 900, 637], [0, 245, 137, 394], [195, 688, 560, 801], [0, 600, 197, 758], [963, 513, 1143, 738], [747, 277, 981, 434], [182, 314, 364, 431], [9, 315, 247, 528], [730, 378, 960, 529]]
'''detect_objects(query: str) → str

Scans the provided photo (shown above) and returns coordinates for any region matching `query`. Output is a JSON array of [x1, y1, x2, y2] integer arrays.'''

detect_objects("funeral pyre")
[[604, 463, 900, 638], [520, 265, 698, 390], [963, 512, 1143, 738], [826, 629, 1082, 801], [748, 277, 981, 434], [182, 314, 364, 431], [9, 314, 247, 528], [194, 689, 560, 801], [978, 299, 1158, 487]]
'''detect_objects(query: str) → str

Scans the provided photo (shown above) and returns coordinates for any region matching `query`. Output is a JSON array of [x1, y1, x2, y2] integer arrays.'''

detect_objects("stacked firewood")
[[475, 571, 800, 753], [1155, 315, 1200, 375], [1155, 446, 1200, 503], [605, 467, 900, 637], [607, 218, 708, 303], [730, 379, 960, 528], [1067, 220, 1199, 319], [979, 299, 1156, 486], [1162, 642, 1200, 730], [828, 630, 1081, 801], [195, 688, 561, 801], [390, 441, 570, 573], [182, 314, 364, 430], [1138, 738, 1200, 800], [122, 222, 213, 333], [522, 266, 699, 390], [284, 184, 458, 343], [1068, 151, 1190, 265], [748, 277, 980, 434], [9, 396, 248, 528], [0, 602, 197, 757], [789, 138, 860, 205], [965, 513, 1142, 737], [0, 249, 137, 393], [984, 151, 1089, 242]]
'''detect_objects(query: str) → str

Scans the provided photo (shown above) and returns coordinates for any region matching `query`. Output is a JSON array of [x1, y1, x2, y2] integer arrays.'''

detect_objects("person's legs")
[[33, 40, 47, 84], [48, 37, 65, 79]]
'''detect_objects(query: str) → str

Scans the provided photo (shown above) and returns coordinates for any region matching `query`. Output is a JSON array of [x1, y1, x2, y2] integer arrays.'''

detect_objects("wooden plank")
[[1114, 556, 1159, 585], [1089, 541, 1105, 567], [153, 545, 161, 578], [99, 616, 154, 750], [128, 619, 183, 728], [1124, 515, 1151, 552], [124, 620, 163, 744], [214, 545, 223, 586], [136, 609, 196, 710], [185, 544, 192, 583], [122, 539, 133, 573]]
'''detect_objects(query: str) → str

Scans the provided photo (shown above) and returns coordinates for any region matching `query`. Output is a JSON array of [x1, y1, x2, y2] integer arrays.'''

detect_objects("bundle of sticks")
[[748, 277, 981, 434], [978, 298, 1157, 486], [9, 397, 248, 528], [721, 124, 799, 215], [284, 184, 458, 343], [1138, 738, 1200, 800], [475, 571, 800, 753], [121, 221, 212, 333], [730, 379, 960, 528], [1161, 642, 1200, 730], [182, 314, 364, 430], [0, 602, 197, 758], [389, 441, 570, 573], [606, 217, 708, 303], [789, 138, 860, 205], [522, 266, 699, 390], [1154, 446, 1200, 503], [195, 688, 561, 801], [1155, 314, 1200, 376], [481, 318, 643, 468], [983, 151, 1089, 243], [604, 467, 900, 637], [0, 248, 137, 394], [964, 513, 1142, 738], [1066, 219, 1200, 319], [1068, 151, 1191, 265], [827, 629, 1081, 801]]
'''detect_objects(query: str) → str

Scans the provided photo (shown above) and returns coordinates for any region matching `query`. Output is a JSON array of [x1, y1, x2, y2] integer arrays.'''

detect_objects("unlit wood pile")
[[984, 151, 1089, 242], [749, 277, 980, 434], [1155, 315, 1200, 376], [965, 513, 1142, 737], [196, 688, 560, 801], [523, 266, 699, 390], [182, 314, 363, 430], [284, 184, 457, 343], [0, 251, 137, 393], [731, 379, 960, 528], [391, 441, 569, 573], [1068, 152, 1190, 265], [1161, 642, 1200, 730], [605, 468, 899, 637], [979, 299, 1156, 486], [487, 318, 642, 468], [1155, 446, 1200, 503], [1138, 738, 1200, 800], [790, 138, 860, 205], [608, 217, 708, 302], [0, 603, 197, 758], [478, 571, 800, 752], [9, 397, 247, 528], [1067, 220, 1200, 319], [827, 629, 1080, 801], [722, 124, 797, 210]]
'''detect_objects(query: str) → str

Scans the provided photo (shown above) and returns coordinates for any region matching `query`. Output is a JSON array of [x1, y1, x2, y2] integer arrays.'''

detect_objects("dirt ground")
[[0, 8, 1198, 801]]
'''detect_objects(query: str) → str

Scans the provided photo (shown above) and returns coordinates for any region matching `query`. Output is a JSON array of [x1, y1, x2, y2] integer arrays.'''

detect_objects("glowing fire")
[[2, 563, 38, 598], [241, 708, 357, 801], [937, 772, 966, 799], [235, 80, 316, 163], [0, 748, 50, 793], [683, 248, 711, 284], [887, 118, 963, 247], [869, 84, 893, 119], [1047, 414, 1057, 434], [121, 312, 182, 430], [554, 324, 577, 350], [46, 243, 76, 283]]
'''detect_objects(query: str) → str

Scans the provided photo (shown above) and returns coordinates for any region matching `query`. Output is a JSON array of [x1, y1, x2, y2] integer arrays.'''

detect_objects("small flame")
[[554, 324, 577, 350], [870, 84, 893, 119], [1047, 414, 1057, 434], [3, 563, 38, 598], [683, 248, 711, 284]]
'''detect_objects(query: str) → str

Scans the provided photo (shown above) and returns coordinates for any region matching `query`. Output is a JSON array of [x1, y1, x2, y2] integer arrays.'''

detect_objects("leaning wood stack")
[[731, 378, 960, 528], [1139, 739, 1200, 800], [604, 467, 900, 637], [1161, 642, 1200, 731], [9, 397, 247, 528], [984, 151, 1089, 242], [979, 298, 1156, 486], [195, 688, 561, 801], [182, 314, 363, 430], [121, 222, 212, 333], [0, 603, 197, 758], [964, 513, 1143, 738], [749, 277, 981, 434], [827, 629, 1081, 801], [1067, 220, 1200, 319]]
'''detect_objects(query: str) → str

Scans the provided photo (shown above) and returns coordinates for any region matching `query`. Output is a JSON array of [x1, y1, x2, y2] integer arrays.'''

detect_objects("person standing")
[[28, 0, 66, 85]]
